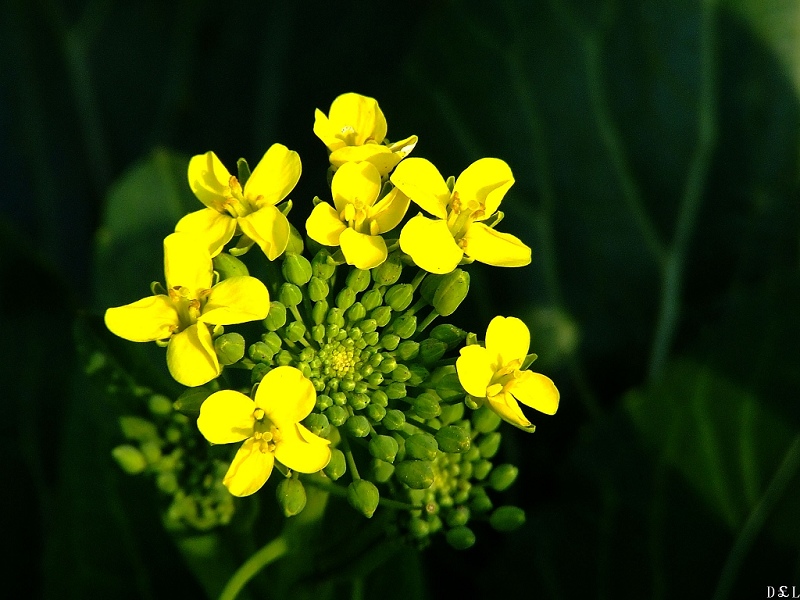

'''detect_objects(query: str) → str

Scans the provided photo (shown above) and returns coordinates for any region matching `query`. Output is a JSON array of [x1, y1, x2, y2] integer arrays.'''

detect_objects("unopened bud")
[[282, 253, 312, 285], [346, 268, 371, 292], [308, 277, 329, 302], [472, 404, 502, 433], [346, 302, 366, 322], [369, 435, 399, 463], [361, 288, 383, 311], [312, 300, 328, 325], [276, 478, 307, 517], [214, 332, 245, 365], [435, 425, 471, 453], [279, 283, 303, 306], [430, 323, 467, 348], [419, 338, 447, 365], [439, 402, 465, 425], [382, 409, 405, 430], [284, 321, 306, 343], [303, 413, 330, 438], [336, 287, 356, 310], [372, 252, 403, 285], [384, 283, 414, 311], [312, 249, 336, 280], [345, 415, 371, 437], [489, 464, 519, 491], [478, 432, 502, 458], [395, 460, 435, 489], [371, 306, 392, 327], [119, 416, 158, 442], [391, 314, 417, 339], [412, 392, 441, 420], [213, 252, 249, 279], [148, 394, 173, 416], [396, 340, 420, 361], [405, 433, 439, 461], [490, 506, 526, 532], [263, 301, 288, 331], [445, 526, 476, 550], [111, 444, 147, 474], [432, 268, 469, 316], [347, 480, 380, 518], [173, 387, 213, 416], [446, 506, 471, 528], [324, 448, 346, 480], [249, 341, 274, 362], [371, 459, 395, 483]]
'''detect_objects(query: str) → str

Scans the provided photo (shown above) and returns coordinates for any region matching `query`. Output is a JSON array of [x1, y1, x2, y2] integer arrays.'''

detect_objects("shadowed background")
[[1, 0, 799, 598]]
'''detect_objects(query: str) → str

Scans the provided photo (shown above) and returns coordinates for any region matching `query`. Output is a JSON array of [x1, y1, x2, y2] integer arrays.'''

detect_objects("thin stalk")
[[218, 536, 289, 600]]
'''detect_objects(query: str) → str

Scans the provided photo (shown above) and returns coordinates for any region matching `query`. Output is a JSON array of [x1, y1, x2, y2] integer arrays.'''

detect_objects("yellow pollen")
[[254, 408, 265, 420]]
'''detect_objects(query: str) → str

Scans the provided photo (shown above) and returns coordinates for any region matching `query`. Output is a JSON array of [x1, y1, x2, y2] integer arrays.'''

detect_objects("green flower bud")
[[439, 402, 465, 425], [349, 392, 370, 410], [395, 460, 435, 489], [312, 300, 328, 325], [489, 464, 519, 492], [391, 364, 412, 382], [276, 478, 307, 517], [312, 248, 336, 279], [419, 338, 447, 366], [361, 288, 383, 311], [324, 448, 346, 480], [311, 324, 325, 342], [408, 517, 430, 539], [156, 471, 178, 494], [262, 301, 287, 331], [385, 382, 406, 400], [405, 434, 439, 461], [326, 307, 346, 328], [275, 349, 293, 366], [251, 362, 270, 384], [345, 302, 366, 323], [212, 252, 249, 279], [369, 435, 399, 463], [379, 355, 397, 373], [372, 252, 403, 285], [384, 283, 413, 311], [370, 389, 389, 407], [340, 378, 356, 392], [419, 273, 441, 303], [249, 341, 274, 362], [119, 416, 158, 442], [366, 403, 386, 422], [446, 526, 476, 550], [140, 441, 161, 464], [284, 321, 307, 343], [212, 332, 245, 365], [371, 459, 395, 483], [325, 405, 348, 427], [490, 506, 526, 532], [383, 409, 406, 430], [262, 331, 283, 353], [396, 340, 420, 361], [473, 460, 493, 480], [470, 488, 494, 513], [316, 394, 333, 411], [408, 364, 429, 386], [472, 404, 502, 433], [446, 506, 471, 528], [308, 277, 329, 302], [430, 323, 467, 348], [363, 331, 380, 346], [391, 314, 417, 339], [432, 269, 469, 316], [304, 413, 330, 438], [358, 318, 378, 334], [111, 444, 147, 475], [279, 282, 303, 307], [336, 287, 356, 310], [412, 392, 441, 420], [285, 223, 304, 254], [371, 306, 392, 327], [346, 268, 371, 292], [347, 480, 380, 518], [345, 415, 371, 437], [366, 371, 384, 386], [282, 253, 313, 285], [435, 425, 471, 453], [478, 432, 502, 458], [331, 391, 347, 406], [148, 394, 173, 416]]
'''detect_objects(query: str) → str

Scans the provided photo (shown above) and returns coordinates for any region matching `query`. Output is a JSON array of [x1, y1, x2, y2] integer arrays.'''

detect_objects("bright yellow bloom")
[[390, 157, 531, 274], [104, 233, 270, 387], [456, 316, 559, 432], [305, 162, 409, 269], [176, 143, 301, 259], [197, 366, 331, 497], [313, 92, 418, 176]]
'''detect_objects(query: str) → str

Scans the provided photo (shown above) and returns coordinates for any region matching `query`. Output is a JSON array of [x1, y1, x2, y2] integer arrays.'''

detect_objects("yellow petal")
[[486, 392, 535, 431], [274, 423, 331, 473], [369, 187, 410, 234], [255, 366, 316, 425], [163, 232, 214, 294], [244, 143, 301, 208], [104, 295, 179, 342], [461, 222, 531, 267], [313, 108, 345, 152], [166, 323, 221, 387], [175, 208, 237, 257], [237, 205, 290, 260], [328, 92, 386, 145], [223, 437, 275, 497], [399, 214, 462, 274], [386, 134, 418, 159], [485, 316, 530, 368], [199, 276, 270, 325], [508, 371, 560, 415], [390, 158, 450, 219], [306, 202, 347, 246], [331, 161, 381, 213], [453, 157, 514, 217], [455, 345, 495, 397], [339, 228, 387, 270], [329, 145, 400, 177], [197, 390, 255, 444], [187, 151, 232, 210]]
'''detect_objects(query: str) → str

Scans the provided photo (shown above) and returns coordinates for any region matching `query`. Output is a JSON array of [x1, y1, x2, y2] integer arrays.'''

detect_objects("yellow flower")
[[176, 143, 301, 259], [456, 316, 559, 432], [104, 233, 270, 387], [305, 162, 409, 269], [390, 157, 531, 274], [196, 366, 331, 497], [313, 92, 418, 176]]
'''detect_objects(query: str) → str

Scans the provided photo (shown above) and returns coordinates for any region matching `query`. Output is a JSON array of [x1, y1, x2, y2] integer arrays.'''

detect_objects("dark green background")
[[2, 0, 799, 598]]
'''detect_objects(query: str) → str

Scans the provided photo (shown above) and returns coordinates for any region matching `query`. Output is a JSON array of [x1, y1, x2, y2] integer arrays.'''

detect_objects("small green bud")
[[251, 362, 270, 384], [412, 392, 441, 420], [420, 273, 440, 303], [347, 480, 380, 518], [213, 332, 246, 365], [473, 460, 493, 480], [419, 338, 447, 365], [275, 349, 293, 366], [408, 364, 430, 386], [316, 394, 333, 411], [363, 331, 380, 346], [139, 441, 161, 464], [396, 340, 420, 361], [370, 389, 389, 407], [446, 506, 471, 528], [435, 425, 471, 453], [395, 460, 435, 489], [304, 413, 330, 438], [383, 409, 406, 430], [148, 394, 173, 416], [470, 488, 494, 513], [359, 317, 378, 333], [262, 331, 283, 353], [489, 464, 519, 491], [446, 526, 476, 550], [472, 404, 502, 433], [308, 277, 329, 302], [367, 371, 384, 386], [156, 472, 178, 494], [372, 253, 403, 285], [276, 478, 307, 517], [439, 402, 465, 425], [345, 415, 371, 437], [284, 321, 307, 343], [379, 355, 397, 373], [432, 269, 470, 316], [408, 517, 430, 539], [312, 300, 328, 325], [405, 434, 439, 461], [285, 223, 304, 254], [213, 252, 249, 279], [361, 288, 383, 311], [282, 253, 313, 285], [490, 506, 526, 532], [119, 416, 158, 442], [111, 444, 147, 474], [249, 341, 274, 362], [340, 378, 356, 392], [385, 382, 407, 400], [345, 302, 366, 322], [391, 364, 412, 382], [369, 435, 399, 463], [336, 287, 356, 310], [384, 283, 414, 311], [371, 306, 392, 327], [312, 248, 336, 279], [391, 314, 417, 339], [311, 324, 325, 342], [478, 431, 502, 458], [263, 301, 287, 331], [326, 307, 346, 328], [324, 448, 347, 480], [279, 282, 303, 306], [346, 268, 371, 292], [366, 403, 386, 422], [349, 392, 370, 410], [371, 459, 395, 483], [430, 323, 467, 347]]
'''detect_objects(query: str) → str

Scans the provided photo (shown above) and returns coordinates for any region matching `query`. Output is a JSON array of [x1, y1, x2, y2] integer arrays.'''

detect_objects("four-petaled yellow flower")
[[176, 143, 301, 259], [313, 92, 418, 176], [456, 316, 559, 432], [104, 232, 270, 387], [390, 157, 531, 274], [305, 162, 410, 269], [197, 366, 332, 497]]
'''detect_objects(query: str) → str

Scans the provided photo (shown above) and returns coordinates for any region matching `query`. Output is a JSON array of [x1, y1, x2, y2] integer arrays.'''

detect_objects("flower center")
[[167, 285, 210, 331], [342, 201, 370, 233], [446, 191, 486, 240], [253, 408, 279, 453], [220, 175, 258, 218], [338, 125, 359, 146]]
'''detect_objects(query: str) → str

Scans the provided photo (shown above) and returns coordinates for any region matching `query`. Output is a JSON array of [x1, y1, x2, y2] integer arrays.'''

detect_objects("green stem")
[[218, 536, 289, 600], [410, 270, 427, 291], [416, 310, 439, 334], [340, 433, 361, 480]]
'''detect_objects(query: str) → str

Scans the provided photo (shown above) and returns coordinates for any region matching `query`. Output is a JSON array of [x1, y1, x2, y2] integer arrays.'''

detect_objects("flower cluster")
[[102, 92, 559, 548]]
